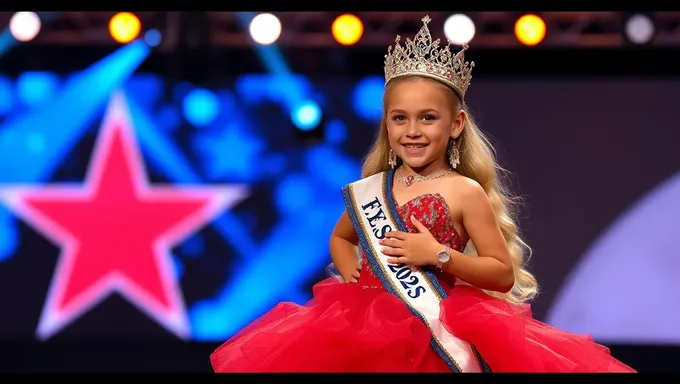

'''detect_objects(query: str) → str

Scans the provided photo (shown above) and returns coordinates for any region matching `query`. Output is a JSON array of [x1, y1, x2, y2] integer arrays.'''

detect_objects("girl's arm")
[[440, 181, 515, 293], [329, 211, 361, 283]]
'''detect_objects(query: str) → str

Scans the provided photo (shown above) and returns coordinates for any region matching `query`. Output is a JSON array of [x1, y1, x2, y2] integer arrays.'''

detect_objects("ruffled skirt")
[[210, 278, 636, 373]]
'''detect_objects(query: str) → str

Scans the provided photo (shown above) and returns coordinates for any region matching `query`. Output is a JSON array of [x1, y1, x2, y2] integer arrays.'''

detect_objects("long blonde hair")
[[362, 76, 538, 304]]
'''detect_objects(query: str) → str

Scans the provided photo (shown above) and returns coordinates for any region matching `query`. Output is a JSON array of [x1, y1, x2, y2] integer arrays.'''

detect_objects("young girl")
[[210, 15, 637, 373]]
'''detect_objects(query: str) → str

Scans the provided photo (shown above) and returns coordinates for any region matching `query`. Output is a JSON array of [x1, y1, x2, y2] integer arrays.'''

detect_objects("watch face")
[[437, 250, 450, 263]]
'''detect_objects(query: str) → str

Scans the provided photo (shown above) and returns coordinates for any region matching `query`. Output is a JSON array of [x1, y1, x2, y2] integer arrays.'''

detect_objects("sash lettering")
[[361, 197, 427, 299], [360, 197, 392, 239], [342, 170, 490, 373]]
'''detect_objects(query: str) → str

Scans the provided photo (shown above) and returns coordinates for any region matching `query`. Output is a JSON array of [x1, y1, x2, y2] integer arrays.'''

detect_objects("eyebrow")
[[388, 108, 439, 114]]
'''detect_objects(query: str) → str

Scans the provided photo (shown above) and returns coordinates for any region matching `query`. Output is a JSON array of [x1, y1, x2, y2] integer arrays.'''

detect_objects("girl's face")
[[385, 77, 465, 172]]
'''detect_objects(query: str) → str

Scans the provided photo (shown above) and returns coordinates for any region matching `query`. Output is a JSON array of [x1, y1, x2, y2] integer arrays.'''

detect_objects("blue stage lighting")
[[16, 71, 59, 107], [353, 76, 384, 122], [0, 76, 14, 117], [291, 101, 322, 131], [182, 88, 219, 128], [144, 29, 162, 47], [324, 119, 348, 144]]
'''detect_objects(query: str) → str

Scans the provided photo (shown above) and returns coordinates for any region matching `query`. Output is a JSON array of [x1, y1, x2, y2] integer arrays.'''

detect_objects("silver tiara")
[[384, 15, 475, 99]]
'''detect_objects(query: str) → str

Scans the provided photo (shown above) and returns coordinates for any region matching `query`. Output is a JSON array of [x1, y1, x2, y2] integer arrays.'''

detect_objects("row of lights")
[[8, 12, 160, 46], [251, 12, 657, 47], [248, 13, 494, 47], [7, 12, 657, 48]]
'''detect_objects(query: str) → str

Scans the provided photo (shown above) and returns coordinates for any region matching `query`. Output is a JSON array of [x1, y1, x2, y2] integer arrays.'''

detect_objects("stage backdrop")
[[0, 64, 678, 346]]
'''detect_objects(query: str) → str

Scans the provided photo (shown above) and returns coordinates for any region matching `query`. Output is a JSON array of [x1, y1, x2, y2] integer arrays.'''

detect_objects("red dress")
[[210, 194, 636, 373]]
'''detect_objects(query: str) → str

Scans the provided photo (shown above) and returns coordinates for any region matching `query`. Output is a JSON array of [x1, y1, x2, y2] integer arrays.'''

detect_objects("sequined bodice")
[[357, 193, 464, 288]]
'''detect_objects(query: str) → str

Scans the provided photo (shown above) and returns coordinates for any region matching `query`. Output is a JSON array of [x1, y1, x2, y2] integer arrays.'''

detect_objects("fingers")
[[387, 257, 409, 265], [381, 246, 405, 256], [379, 238, 403, 248], [410, 215, 431, 234], [384, 231, 407, 240], [387, 258, 417, 269], [343, 269, 361, 283]]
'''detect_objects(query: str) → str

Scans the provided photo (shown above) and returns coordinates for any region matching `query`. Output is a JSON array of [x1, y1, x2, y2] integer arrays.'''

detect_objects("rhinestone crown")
[[384, 15, 475, 99]]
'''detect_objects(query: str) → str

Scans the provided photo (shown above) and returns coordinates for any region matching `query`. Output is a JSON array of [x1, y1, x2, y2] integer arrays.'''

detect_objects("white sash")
[[342, 170, 488, 373]]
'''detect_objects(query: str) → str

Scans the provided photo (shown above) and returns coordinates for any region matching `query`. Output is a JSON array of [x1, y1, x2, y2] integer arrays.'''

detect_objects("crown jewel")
[[384, 15, 475, 99]]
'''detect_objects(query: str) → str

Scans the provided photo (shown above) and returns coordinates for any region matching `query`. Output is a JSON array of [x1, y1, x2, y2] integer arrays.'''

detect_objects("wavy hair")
[[360, 76, 538, 304]]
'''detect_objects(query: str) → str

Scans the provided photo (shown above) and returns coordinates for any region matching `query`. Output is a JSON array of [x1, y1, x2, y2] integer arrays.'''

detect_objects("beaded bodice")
[[357, 193, 465, 288]]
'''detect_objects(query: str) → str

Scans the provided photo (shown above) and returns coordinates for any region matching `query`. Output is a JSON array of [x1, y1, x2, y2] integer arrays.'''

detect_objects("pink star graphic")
[[0, 92, 249, 340]]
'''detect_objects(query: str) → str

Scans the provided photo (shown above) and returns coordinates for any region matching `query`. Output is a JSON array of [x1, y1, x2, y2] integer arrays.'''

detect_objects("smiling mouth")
[[401, 144, 428, 155]]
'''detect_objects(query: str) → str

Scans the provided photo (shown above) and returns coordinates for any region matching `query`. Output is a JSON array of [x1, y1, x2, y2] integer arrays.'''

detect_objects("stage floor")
[[0, 341, 676, 373]]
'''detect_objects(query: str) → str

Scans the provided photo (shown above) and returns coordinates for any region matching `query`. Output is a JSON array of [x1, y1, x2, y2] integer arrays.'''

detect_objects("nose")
[[406, 122, 422, 138]]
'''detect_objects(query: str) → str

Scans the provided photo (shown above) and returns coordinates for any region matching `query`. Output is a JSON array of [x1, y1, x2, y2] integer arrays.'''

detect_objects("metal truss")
[[0, 12, 177, 50], [207, 11, 680, 48], [3, 11, 680, 49]]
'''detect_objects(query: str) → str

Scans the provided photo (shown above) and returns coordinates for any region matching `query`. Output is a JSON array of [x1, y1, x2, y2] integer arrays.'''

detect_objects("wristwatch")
[[436, 245, 451, 269]]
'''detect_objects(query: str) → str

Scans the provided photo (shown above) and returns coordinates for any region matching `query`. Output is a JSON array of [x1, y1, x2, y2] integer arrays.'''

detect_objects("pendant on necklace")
[[405, 175, 414, 187]]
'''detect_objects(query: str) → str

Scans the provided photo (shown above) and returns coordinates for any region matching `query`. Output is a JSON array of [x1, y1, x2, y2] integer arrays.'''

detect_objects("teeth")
[[405, 144, 425, 148]]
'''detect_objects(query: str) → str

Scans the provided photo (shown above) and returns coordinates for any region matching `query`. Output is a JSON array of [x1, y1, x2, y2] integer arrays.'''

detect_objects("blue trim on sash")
[[383, 169, 492, 373], [382, 170, 448, 298], [341, 169, 492, 373]]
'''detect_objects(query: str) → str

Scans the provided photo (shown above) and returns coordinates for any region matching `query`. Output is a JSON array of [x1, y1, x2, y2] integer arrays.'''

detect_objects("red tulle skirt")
[[210, 278, 636, 373]]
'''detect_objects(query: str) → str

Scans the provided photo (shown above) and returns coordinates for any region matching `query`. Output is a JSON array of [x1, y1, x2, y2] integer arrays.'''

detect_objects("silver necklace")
[[396, 168, 451, 187]]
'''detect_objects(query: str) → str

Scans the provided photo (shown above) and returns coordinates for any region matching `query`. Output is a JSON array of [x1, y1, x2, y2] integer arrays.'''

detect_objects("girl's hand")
[[380, 216, 442, 266], [342, 267, 361, 283]]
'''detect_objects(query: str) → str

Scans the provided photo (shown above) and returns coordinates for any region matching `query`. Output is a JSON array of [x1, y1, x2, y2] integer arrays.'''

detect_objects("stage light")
[[625, 14, 654, 44], [291, 101, 322, 131], [443, 14, 475, 45], [144, 29, 162, 47], [0, 76, 13, 117], [249, 13, 282, 45], [16, 71, 59, 107], [353, 76, 384, 122], [324, 119, 348, 145], [182, 88, 220, 128], [109, 12, 141, 44], [514, 14, 546, 46], [9, 12, 41, 42], [332, 14, 363, 46]]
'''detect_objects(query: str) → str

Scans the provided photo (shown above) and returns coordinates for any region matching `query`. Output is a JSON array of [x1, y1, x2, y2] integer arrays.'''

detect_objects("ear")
[[450, 108, 466, 140]]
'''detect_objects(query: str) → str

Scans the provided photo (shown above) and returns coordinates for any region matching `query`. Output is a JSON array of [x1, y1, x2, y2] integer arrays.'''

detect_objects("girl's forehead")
[[387, 81, 449, 107]]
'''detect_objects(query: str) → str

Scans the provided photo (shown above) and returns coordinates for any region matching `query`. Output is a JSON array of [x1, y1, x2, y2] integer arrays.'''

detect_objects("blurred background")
[[0, 10, 678, 373]]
